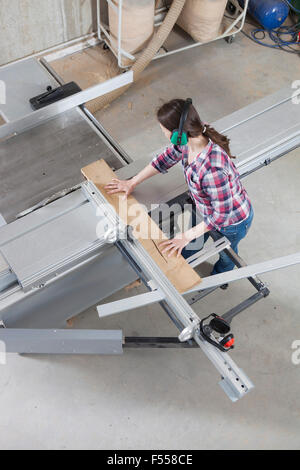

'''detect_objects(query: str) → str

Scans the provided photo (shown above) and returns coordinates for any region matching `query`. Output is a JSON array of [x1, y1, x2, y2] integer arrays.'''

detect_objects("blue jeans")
[[182, 206, 254, 274]]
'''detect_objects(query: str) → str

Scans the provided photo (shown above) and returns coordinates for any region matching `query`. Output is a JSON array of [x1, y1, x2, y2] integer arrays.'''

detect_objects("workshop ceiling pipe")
[[88, 0, 187, 113]]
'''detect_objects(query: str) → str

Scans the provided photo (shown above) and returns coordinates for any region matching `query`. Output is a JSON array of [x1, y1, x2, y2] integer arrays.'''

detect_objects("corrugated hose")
[[88, 0, 187, 113]]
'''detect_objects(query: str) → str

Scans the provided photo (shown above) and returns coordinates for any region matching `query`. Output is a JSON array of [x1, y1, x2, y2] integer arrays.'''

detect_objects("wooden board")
[[81, 159, 201, 293]]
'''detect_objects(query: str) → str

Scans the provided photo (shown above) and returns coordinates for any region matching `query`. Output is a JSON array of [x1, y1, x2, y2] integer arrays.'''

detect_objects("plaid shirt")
[[151, 139, 252, 231]]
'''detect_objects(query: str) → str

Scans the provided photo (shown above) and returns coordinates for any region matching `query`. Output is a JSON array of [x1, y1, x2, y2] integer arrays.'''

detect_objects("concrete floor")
[[1, 30, 300, 450]]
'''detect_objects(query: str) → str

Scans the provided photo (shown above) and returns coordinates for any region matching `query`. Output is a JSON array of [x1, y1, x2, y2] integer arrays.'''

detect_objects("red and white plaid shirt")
[[151, 139, 252, 231]]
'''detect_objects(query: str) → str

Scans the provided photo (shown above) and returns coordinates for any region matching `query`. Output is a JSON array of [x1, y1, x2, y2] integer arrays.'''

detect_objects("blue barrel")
[[239, 0, 290, 29]]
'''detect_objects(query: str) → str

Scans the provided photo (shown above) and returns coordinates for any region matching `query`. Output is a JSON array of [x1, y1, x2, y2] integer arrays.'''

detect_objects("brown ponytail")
[[157, 99, 235, 158]]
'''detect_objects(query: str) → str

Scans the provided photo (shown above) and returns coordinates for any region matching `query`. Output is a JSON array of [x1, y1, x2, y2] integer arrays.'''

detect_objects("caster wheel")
[[226, 1, 237, 15], [103, 43, 109, 50], [225, 35, 235, 44]]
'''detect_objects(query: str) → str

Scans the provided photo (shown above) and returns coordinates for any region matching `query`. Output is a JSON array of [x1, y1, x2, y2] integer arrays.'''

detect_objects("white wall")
[[0, 0, 97, 65]]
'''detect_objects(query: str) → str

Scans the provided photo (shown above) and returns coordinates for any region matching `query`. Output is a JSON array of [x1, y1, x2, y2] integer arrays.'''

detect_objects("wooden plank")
[[81, 159, 201, 293]]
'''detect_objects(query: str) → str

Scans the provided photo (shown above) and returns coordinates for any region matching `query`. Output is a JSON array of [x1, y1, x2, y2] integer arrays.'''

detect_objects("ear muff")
[[170, 130, 188, 146], [170, 98, 192, 146]]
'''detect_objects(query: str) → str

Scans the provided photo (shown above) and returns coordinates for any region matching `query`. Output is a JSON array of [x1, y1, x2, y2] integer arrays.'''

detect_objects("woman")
[[105, 99, 254, 275]]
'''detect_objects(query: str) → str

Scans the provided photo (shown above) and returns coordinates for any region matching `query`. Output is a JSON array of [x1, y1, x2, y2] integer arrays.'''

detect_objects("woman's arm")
[[105, 144, 183, 198], [105, 164, 159, 199], [151, 145, 183, 174], [160, 221, 209, 258], [185, 220, 209, 242]]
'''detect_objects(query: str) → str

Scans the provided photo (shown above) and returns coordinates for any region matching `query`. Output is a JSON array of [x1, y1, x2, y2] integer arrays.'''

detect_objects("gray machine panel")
[[0, 58, 58, 122], [213, 86, 296, 133], [0, 58, 128, 223], [0, 328, 123, 355], [0, 197, 101, 290], [0, 246, 138, 329], [0, 190, 86, 246], [214, 88, 300, 166], [0, 108, 125, 223]]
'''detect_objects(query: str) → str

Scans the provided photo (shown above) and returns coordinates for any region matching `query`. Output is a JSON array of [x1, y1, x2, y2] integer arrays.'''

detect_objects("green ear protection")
[[170, 98, 192, 146]]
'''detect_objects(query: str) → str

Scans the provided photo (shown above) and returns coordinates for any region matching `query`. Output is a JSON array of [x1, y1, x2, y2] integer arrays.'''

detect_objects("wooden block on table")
[[81, 159, 202, 293]]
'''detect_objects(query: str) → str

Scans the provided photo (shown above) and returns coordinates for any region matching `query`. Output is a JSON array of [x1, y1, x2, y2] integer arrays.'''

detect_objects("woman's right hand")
[[104, 178, 136, 199]]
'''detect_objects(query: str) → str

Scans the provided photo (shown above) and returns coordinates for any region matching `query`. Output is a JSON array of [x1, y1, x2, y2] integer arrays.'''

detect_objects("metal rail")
[[83, 180, 254, 402], [0, 71, 133, 140], [39, 58, 133, 165], [186, 252, 300, 293]]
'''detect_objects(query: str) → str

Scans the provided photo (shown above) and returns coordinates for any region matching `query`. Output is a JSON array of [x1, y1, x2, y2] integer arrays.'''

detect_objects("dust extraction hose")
[[88, 0, 187, 113]]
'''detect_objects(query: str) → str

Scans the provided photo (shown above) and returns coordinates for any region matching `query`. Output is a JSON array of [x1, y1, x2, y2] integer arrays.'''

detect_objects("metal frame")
[[83, 180, 254, 402], [39, 57, 133, 165], [237, 128, 300, 178], [97, 0, 249, 69], [149, 192, 271, 322], [184, 225, 270, 303], [124, 337, 199, 348], [0, 71, 133, 140], [188, 251, 300, 293], [187, 237, 231, 269], [0, 328, 123, 355]]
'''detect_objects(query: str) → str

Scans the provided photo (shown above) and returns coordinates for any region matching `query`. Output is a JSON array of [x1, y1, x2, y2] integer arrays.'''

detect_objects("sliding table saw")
[[0, 58, 300, 402]]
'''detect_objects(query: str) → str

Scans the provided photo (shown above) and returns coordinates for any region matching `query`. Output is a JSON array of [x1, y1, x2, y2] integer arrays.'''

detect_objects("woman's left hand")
[[159, 232, 192, 258]]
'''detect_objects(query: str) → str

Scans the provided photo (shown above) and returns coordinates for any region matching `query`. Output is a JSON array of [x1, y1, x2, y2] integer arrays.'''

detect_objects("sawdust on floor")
[[50, 45, 120, 112]]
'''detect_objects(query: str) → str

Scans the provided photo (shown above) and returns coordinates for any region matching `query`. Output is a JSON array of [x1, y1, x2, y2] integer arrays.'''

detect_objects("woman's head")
[[157, 99, 204, 139], [157, 98, 235, 158]]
